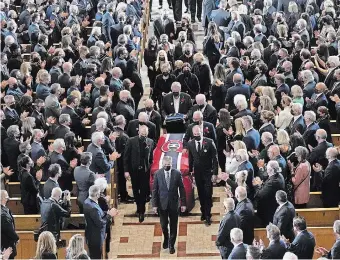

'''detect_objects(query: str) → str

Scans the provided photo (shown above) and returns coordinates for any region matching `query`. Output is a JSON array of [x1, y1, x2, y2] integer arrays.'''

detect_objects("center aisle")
[[109, 3, 224, 259]]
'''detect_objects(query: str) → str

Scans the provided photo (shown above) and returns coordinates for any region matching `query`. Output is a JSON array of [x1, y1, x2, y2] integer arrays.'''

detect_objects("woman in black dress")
[[216, 109, 232, 172], [211, 64, 227, 112], [126, 57, 144, 110]]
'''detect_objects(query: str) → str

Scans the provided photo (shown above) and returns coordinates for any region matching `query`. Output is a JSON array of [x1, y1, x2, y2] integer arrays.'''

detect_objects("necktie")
[[165, 171, 170, 190], [197, 141, 201, 153]]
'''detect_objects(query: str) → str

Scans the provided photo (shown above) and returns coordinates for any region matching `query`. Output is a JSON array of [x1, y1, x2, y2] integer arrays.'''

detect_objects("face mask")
[[162, 72, 169, 76], [194, 135, 201, 141], [12, 83, 18, 89], [180, 37, 185, 42], [181, 22, 187, 28], [9, 103, 15, 109], [173, 92, 180, 97], [198, 104, 204, 109], [145, 107, 153, 112], [183, 70, 190, 75], [139, 122, 146, 126], [140, 136, 146, 142], [193, 121, 200, 125], [184, 50, 191, 55], [314, 89, 321, 94], [159, 57, 165, 61], [151, 43, 156, 48], [164, 165, 171, 171]]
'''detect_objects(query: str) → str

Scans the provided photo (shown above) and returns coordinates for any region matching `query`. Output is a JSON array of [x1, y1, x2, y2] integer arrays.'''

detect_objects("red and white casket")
[[150, 133, 195, 212]]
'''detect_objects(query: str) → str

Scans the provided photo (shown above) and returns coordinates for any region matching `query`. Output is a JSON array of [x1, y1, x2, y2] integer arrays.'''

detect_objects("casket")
[[150, 133, 195, 212]]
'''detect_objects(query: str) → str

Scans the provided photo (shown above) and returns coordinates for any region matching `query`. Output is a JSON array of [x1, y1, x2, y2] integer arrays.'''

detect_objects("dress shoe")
[[169, 247, 175, 254], [138, 213, 145, 223], [184, 8, 188, 13], [198, 17, 202, 22], [163, 238, 169, 249], [169, 5, 173, 9], [205, 217, 212, 226], [201, 215, 206, 221], [158, 5, 163, 9], [121, 196, 134, 204]]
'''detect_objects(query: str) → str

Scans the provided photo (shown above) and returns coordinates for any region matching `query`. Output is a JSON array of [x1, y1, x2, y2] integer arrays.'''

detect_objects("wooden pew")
[[330, 120, 339, 134], [332, 134, 340, 146], [6, 181, 77, 197], [254, 227, 335, 259], [7, 197, 80, 214], [16, 230, 87, 259], [13, 214, 85, 231], [295, 207, 340, 227], [307, 192, 323, 208]]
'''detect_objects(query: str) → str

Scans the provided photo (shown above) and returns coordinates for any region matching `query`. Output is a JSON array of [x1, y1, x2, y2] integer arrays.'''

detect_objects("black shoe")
[[205, 217, 212, 226], [150, 18, 154, 22], [198, 18, 202, 22], [163, 238, 169, 249], [201, 215, 206, 221], [121, 196, 134, 204], [184, 8, 188, 13], [146, 196, 151, 202], [169, 5, 173, 9], [138, 213, 145, 223], [158, 5, 163, 9], [169, 247, 175, 254]]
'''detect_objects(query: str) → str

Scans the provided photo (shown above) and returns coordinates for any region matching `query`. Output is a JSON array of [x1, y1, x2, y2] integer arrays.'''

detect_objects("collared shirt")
[[276, 201, 288, 212], [195, 139, 202, 152], [173, 96, 180, 113], [293, 115, 301, 123]]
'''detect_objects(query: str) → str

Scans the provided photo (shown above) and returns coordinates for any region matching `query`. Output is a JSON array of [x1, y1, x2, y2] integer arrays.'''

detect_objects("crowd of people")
[[1, 0, 340, 257]]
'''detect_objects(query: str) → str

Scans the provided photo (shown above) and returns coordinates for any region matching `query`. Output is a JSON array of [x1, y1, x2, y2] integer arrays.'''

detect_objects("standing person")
[[216, 198, 241, 259], [203, 22, 222, 74], [152, 156, 186, 254], [43, 164, 62, 199], [187, 125, 218, 225], [124, 125, 154, 223], [83, 185, 118, 260], [1, 190, 19, 259], [316, 220, 340, 259]]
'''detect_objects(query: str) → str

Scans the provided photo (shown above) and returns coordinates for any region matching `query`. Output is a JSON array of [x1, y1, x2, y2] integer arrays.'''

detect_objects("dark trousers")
[[117, 163, 128, 200], [218, 246, 233, 259], [195, 173, 213, 218], [88, 243, 102, 260], [190, 0, 202, 21], [159, 206, 179, 247], [159, 0, 172, 6], [172, 0, 183, 22], [131, 169, 149, 214], [218, 150, 226, 172], [23, 203, 38, 214], [184, 0, 190, 8]]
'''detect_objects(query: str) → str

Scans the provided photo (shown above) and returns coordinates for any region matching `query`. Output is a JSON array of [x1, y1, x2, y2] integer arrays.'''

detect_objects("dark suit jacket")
[[54, 125, 72, 139], [1, 205, 19, 257], [123, 136, 154, 173], [74, 165, 95, 205], [127, 120, 157, 143], [135, 109, 162, 139], [161, 92, 193, 118], [189, 104, 217, 126], [242, 128, 260, 151], [302, 122, 320, 148], [183, 122, 217, 148], [116, 99, 135, 126], [20, 169, 40, 209], [235, 198, 254, 245], [216, 210, 241, 248], [254, 173, 285, 226], [3, 107, 20, 128], [187, 137, 218, 176], [58, 73, 72, 90], [110, 23, 124, 46], [176, 73, 200, 99], [151, 168, 186, 210], [153, 18, 176, 42], [43, 178, 59, 199], [61, 106, 85, 138], [288, 115, 306, 135], [307, 93, 328, 112], [50, 151, 73, 191], [228, 243, 247, 259], [287, 230, 316, 259], [308, 141, 333, 170], [328, 239, 340, 259], [233, 109, 254, 120], [31, 110, 48, 132], [275, 83, 290, 105], [225, 84, 251, 111], [86, 143, 113, 175], [321, 159, 340, 207], [261, 240, 287, 259], [3, 137, 20, 176], [273, 201, 296, 241]]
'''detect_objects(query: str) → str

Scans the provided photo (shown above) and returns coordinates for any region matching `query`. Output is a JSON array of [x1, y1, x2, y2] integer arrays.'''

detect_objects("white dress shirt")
[[173, 96, 180, 113]]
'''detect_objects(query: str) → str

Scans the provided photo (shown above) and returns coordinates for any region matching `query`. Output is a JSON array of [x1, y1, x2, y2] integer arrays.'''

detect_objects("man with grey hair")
[[300, 70, 316, 99], [216, 198, 240, 259], [87, 131, 120, 183], [87, 26, 102, 47], [116, 89, 135, 125], [296, 19, 309, 48], [259, 223, 287, 258], [74, 152, 97, 213], [234, 96, 253, 119], [3, 125, 21, 180], [54, 114, 72, 139], [302, 110, 320, 148], [226, 37, 240, 58], [83, 185, 118, 259], [152, 156, 186, 254], [253, 160, 285, 226], [50, 138, 78, 190], [189, 94, 217, 125], [288, 103, 306, 135], [45, 83, 63, 119], [316, 220, 340, 258], [313, 147, 340, 207], [225, 75, 251, 112], [273, 190, 296, 242], [229, 228, 247, 259], [242, 115, 260, 150], [127, 112, 157, 142], [3, 95, 22, 127]]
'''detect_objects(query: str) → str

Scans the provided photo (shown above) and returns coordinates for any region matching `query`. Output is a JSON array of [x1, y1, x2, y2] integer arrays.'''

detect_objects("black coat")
[[228, 243, 247, 259], [287, 230, 316, 259], [1, 205, 19, 258], [50, 151, 74, 191], [153, 17, 176, 42], [135, 109, 162, 139], [234, 198, 255, 245], [254, 173, 285, 226], [3, 138, 20, 179], [273, 201, 296, 242], [20, 169, 40, 212], [261, 239, 287, 259], [308, 141, 333, 170], [58, 73, 72, 90], [61, 106, 85, 138], [189, 104, 217, 126], [54, 125, 72, 139], [191, 63, 211, 95], [161, 92, 193, 118], [43, 178, 59, 199], [176, 73, 200, 99], [110, 23, 124, 47], [215, 210, 240, 248], [287, 115, 306, 135], [225, 84, 251, 111], [126, 119, 157, 142], [321, 159, 340, 207], [116, 99, 135, 126], [328, 239, 340, 259], [183, 122, 217, 148]]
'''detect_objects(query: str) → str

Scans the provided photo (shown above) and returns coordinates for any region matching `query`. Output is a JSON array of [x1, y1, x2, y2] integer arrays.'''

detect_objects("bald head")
[[63, 62, 72, 73], [7, 77, 17, 87], [315, 82, 327, 93], [138, 112, 148, 123], [235, 186, 247, 201], [144, 98, 154, 110], [195, 94, 206, 106], [233, 73, 242, 84], [326, 147, 338, 160], [315, 129, 327, 142]]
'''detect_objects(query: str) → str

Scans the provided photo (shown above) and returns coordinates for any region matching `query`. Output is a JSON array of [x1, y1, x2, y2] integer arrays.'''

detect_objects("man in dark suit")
[[210, 0, 230, 27], [124, 125, 154, 222], [287, 103, 306, 135], [83, 185, 118, 259], [1, 190, 19, 259], [260, 223, 287, 259], [302, 111, 320, 149], [274, 74, 290, 106], [285, 216, 316, 259], [87, 132, 119, 183], [316, 220, 340, 259], [3, 95, 21, 128], [74, 152, 96, 213], [313, 147, 340, 207], [189, 94, 217, 126], [225, 74, 251, 111], [187, 125, 218, 225], [153, 10, 176, 43], [58, 62, 72, 90], [102, 3, 115, 43], [127, 112, 157, 143], [54, 114, 72, 139], [40, 187, 71, 240], [253, 160, 285, 226], [110, 12, 126, 46], [242, 116, 260, 151], [152, 156, 186, 254], [61, 95, 91, 138], [306, 83, 328, 113], [216, 198, 240, 259], [225, 38, 240, 58], [161, 82, 193, 119], [3, 125, 20, 181], [228, 228, 247, 259], [273, 190, 296, 242], [224, 58, 243, 89], [234, 186, 254, 245], [43, 164, 62, 199], [183, 111, 216, 149], [135, 99, 162, 140], [116, 90, 136, 127]]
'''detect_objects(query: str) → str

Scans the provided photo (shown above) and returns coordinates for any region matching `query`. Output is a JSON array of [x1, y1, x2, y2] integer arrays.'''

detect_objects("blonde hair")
[[234, 118, 245, 136], [277, 24, 288, 38], [277, 129, 290, 145], [235, 170, 248, 187], [35, 231, 57, 259], [70, 90, 82, 101], [233, 140, 246, 152], [20, 62, 31, 76], [174, 60, 184, 69], [193, 52, 204, 63], [67, 234, 87, 259], [288, 1, 299, 13], [21, 116, 35, 134], [261, 86, 277, 106], [260, 96, 274, 112], [155, 50, 168, 71], [291, 85, 303, 98]]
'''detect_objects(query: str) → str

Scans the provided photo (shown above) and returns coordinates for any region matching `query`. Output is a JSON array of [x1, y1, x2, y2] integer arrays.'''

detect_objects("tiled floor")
[[108, 186, 226, 259]]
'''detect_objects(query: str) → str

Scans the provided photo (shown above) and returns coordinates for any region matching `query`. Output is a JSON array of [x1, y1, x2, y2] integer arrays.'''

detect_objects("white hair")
[[224, 198, 235, 211], [95, 118, 107, 130], [53, 139, 66, 151], [91, 131, 104, 144], [328, 56, 340, 67], [230, 228, 243, 243], [94, 178, 108, 192], [283, 252, 298, 260], [236, 149, 249, 161]]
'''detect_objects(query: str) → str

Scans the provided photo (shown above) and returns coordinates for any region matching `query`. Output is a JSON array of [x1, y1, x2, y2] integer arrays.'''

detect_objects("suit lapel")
[[161, 169, 168, 190], [169, 169, 175, 190]]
